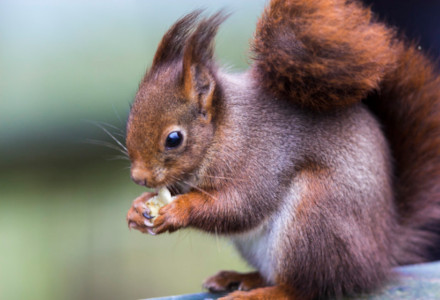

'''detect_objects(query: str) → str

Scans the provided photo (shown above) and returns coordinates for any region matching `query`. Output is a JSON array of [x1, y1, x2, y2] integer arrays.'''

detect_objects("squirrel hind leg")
[[203, 271, 265, 293]]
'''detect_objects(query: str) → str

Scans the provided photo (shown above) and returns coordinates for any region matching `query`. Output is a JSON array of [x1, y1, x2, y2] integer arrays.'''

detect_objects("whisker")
[[178, 178, 218, 202], [201, 175, 248, 182], [112, 104, 124, 126], [89, 120, 125, 134], [84, 120, 129, 153], [84, 138, 128, 156], [184, 171, 248, 183], [100, 129, 125, 139], [106, 155, 131, 161], [94, 122, 128, 152]]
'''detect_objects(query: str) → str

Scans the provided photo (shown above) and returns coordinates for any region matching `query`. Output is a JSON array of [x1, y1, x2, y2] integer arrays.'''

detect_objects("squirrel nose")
[[130, 166, 151, 187], [131, 175, 148, 187]]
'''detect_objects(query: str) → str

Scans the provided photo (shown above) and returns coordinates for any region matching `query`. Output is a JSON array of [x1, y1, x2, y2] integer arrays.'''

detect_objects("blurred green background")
[[0, 1, 266, 299]]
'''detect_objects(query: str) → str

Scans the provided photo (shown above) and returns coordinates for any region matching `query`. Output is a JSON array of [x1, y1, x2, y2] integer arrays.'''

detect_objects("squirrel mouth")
[[164, 182, 191, 197], [158, 173, 196, 196]]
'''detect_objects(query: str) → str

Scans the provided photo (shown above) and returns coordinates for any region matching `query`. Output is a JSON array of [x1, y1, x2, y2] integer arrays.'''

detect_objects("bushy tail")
[[367, 45, 440, 263], [251, 0, 398, 111], [252, 0, 440, 263]]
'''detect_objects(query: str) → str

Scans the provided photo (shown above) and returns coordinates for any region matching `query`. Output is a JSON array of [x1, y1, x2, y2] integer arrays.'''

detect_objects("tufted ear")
[[150, 10, 202, 72], [182, 12, 228, 121], [183, 65, 217, 121]]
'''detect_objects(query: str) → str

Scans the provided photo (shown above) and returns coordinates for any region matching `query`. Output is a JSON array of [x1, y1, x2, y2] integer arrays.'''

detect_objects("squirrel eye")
[[165, 131, 183, 149]]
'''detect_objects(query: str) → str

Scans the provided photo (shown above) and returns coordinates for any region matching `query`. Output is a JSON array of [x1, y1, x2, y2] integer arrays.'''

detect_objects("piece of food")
[[145, 187, 174, 220]]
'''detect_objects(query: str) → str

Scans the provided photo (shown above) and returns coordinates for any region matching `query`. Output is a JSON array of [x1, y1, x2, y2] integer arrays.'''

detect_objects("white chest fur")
[[230, 221, 277, 284], [228, 182, 302, 284]]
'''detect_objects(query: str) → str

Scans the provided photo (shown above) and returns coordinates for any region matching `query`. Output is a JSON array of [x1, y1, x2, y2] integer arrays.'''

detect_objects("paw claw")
[[126, 192, 158, 234], [143, 212, 154, 219]]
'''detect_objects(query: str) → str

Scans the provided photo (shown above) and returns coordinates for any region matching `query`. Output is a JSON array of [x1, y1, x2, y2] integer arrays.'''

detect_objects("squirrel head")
[[126, 11, 227, 189]]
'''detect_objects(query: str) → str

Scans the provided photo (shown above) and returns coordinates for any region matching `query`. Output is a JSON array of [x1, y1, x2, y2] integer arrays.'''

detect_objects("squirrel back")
[[252, 0, 440, 264]]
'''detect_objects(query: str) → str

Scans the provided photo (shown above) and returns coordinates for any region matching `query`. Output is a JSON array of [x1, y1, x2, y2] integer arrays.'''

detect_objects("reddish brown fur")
[[125, 0, 440, 299], [127, 13, 227, 189], [126, 65, 210, 188], [366, 44, 440, 263], [252, 0, 398, 111], [253, 0, 440, 264]]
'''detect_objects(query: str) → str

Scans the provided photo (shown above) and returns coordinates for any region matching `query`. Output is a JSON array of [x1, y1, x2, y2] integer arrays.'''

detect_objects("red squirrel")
[[125, 0, 440, 299]]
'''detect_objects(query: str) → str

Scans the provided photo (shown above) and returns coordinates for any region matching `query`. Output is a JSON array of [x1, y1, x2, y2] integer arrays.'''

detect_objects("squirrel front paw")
[[126, 192, 157, 235], [126, 193, 191, 235], [153, 197, 191, 234]]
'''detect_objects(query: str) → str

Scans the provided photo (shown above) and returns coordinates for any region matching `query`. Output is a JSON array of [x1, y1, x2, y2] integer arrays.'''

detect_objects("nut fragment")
[[145, 187, 174, 220]]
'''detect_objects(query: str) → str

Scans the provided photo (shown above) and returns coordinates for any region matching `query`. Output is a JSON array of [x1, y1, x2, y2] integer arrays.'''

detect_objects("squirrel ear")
[[183, 64, 216, 121], [181, 11, 228, 121], [150, 10, 202, 71]]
